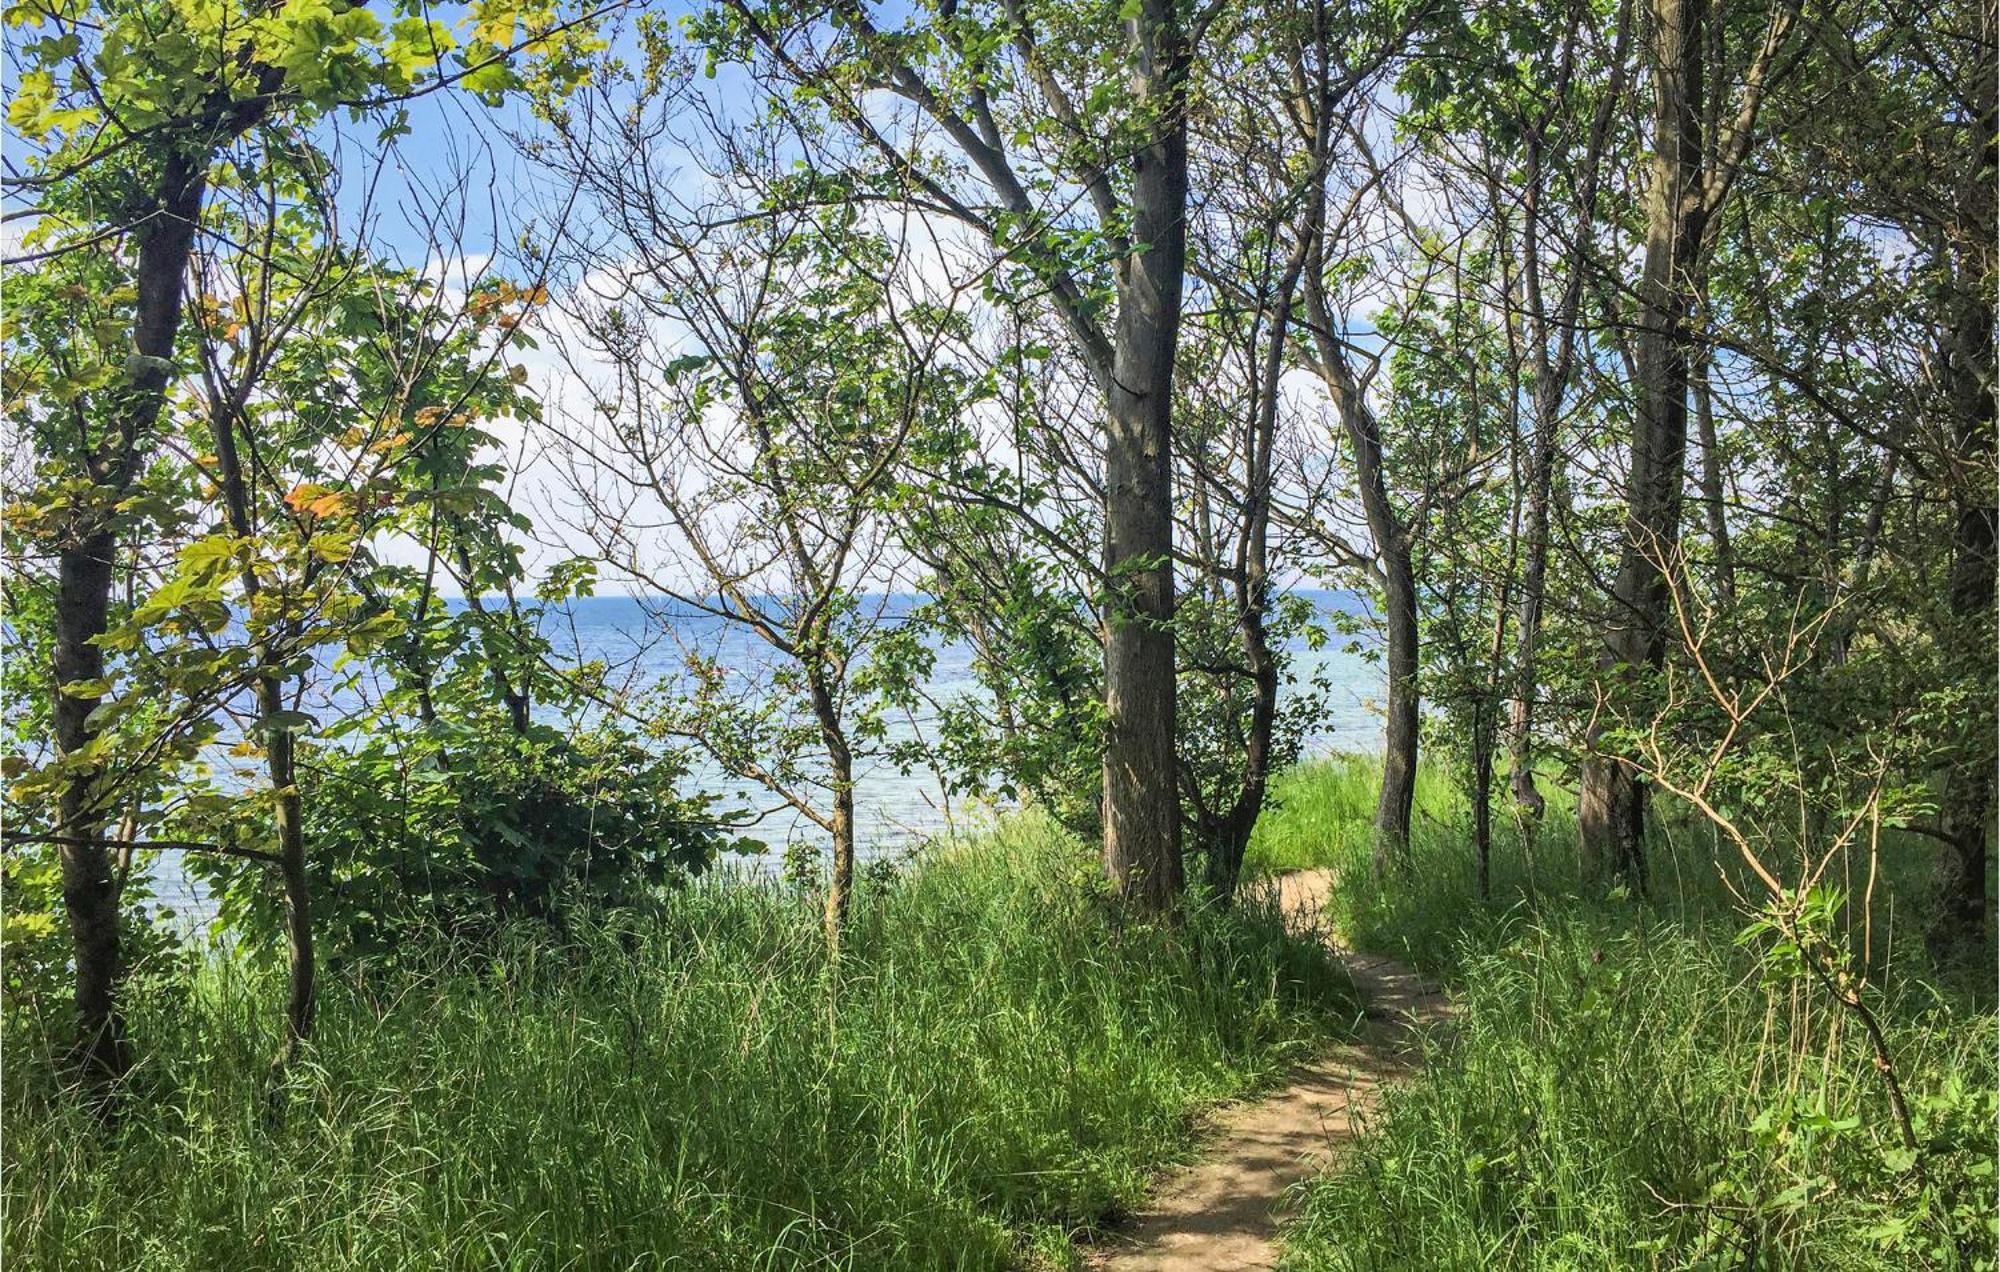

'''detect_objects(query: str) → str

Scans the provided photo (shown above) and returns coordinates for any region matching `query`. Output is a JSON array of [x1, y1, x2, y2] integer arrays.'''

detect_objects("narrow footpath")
[[1092, 871, 1450, 1272]]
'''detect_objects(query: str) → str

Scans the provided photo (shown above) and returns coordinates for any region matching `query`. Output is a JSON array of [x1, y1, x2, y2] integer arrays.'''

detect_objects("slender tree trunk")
[[810, 673, 857, 949], [1101, 0, 1189, 912], [1508, 0, 1629, 826], [1933, 259, 1997, 953], [1301, 277, 1419, 875], [1936, 494, 1995, 950], [1510, 374, 1559, 824], [53, 533, 126, 1089], [1205, 225, 1309, 904], [207, 353, 318, 1060], [1473, 702, 1495, 901], [1376, 549, 1421, 873], [1203, 588, 1278, 901], [258, 674, 315, 1059], [50, 151, 209, 1090], [1693, 345, 1736, 602], [1476, 564, 1514, 902], [1580, 0, 1709, 891]]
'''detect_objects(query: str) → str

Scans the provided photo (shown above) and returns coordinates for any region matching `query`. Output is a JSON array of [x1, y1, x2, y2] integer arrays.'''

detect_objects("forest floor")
[[1090, 870, 1449, 1272]]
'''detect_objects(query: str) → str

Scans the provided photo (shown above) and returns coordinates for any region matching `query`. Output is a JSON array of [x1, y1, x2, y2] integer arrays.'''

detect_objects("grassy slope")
[[4, 815, 1355, 1271], [1253, 757, 1997, 1270]]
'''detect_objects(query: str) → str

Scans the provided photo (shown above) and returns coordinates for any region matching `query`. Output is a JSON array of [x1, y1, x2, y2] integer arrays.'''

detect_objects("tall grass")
[[3, 815, 1355, 1270], [1254, 756, 1997, 1269], [1244, 754, 1465, 883]]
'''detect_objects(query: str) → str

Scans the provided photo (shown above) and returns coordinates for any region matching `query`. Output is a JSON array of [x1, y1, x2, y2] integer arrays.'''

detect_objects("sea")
[[147, 590, 1385, 921]]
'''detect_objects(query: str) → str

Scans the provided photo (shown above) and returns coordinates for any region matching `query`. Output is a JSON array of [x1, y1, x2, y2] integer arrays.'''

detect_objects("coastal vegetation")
[[1260, 764, 1997, 1268], [3, 0, 1992, 1265]]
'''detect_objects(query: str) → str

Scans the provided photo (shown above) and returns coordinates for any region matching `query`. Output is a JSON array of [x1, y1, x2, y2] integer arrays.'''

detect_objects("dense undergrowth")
[[3, 815, 1354, 1271], [1254, 756, 1998, 1270]]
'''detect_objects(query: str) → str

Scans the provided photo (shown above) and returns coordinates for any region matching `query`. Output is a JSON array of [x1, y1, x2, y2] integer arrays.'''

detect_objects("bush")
[[191, 721, 724, 969]]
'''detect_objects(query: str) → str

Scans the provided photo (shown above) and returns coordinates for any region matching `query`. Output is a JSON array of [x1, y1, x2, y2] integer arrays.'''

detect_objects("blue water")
[[148, 590, 1384, 919]]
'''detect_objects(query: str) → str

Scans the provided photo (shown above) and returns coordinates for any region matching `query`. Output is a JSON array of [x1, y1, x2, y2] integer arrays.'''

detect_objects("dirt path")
[[1090, 871, 1448, 1272]]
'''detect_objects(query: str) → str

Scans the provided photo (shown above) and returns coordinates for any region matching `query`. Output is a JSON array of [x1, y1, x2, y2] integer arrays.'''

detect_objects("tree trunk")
[[1100, 0, 1189, 913], [1203, 220, 1308, 904], [1300, 277, 1419, 875], [260, 675, 316, 1060], [1580, 0, 1709, 891], [1202, 586, 1278, 902], [1693, 346, 1736, 602], [1376, 547, 1420, 874], [812, 675, 858, 950], [1472, 701, 1495, 901], [1507, 0, 1629, 827], [1936, 494, 1995, 951], [206, 309, 316, 1063], [1509, 372, 1559, 824], [1932, 244, 1997, 953], [52, 532, 127, 1090], [50, 150, 209, 1090]]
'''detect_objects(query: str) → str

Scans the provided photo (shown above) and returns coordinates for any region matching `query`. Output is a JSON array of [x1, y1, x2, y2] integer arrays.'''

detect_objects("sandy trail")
[[1090, 870, 1448, 1272]]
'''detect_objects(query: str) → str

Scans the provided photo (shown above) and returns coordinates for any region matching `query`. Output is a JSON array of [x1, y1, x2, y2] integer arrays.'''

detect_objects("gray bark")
[[1302, 276, 1418, 874], [1100, 0, 1191, 911], [1580, 0, 1712, 889]]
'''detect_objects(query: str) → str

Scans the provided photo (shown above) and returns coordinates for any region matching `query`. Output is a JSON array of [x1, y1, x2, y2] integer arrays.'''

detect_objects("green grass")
[[3, 814, 1356, 1271], [1244, 754, 1465, 881], [1254, 756, 1998, 1270]]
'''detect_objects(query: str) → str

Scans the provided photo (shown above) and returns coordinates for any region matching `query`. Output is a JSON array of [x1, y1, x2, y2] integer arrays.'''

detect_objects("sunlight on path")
[[1091, 871, 1450, 1272]]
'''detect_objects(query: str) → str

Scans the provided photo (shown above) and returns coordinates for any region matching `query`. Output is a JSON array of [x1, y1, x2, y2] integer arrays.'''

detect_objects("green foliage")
[[189, 722, 724, 969], [1244, 754, 1464, 880], [1282, 917, 1994, 1270], [3, 0, 602, 149], [1255, 760, 1997, 1270], [894, 558, 1107, 837], [3, 817, 1356, 1269]]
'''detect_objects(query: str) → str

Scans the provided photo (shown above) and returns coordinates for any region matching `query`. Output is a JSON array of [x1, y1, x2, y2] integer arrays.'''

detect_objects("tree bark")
[[206, 333, 316, 1059], [1932, 232, 1997, 953], [1509, 368, 1560, 824], [1693, 345, 1736, 602], [1302, 271, 1418, 875], [1507, 0, 1630, 826], [50, 150, 208, 1090], [1100, 0, 1190, 912], [1201, 576, 1278, 902], [1936, 494, 1995, 950], [809, 671, 857, 949], [1579, 0, 1711, 891], [1375, 546, 1421, 874], [52, 533, 127, 1090], [1473, 703, 1495, 901], [260, 676, 316, 1059]]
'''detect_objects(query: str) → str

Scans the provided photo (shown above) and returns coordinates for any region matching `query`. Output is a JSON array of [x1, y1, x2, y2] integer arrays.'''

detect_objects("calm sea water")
[[149, 590, 1385, 919]]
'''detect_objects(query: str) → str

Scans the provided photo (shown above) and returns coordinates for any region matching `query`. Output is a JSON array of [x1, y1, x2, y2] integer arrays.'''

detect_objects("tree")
[[691, 0, 1225, 909], [1400, 0, 1633, 828], [538, 96, 979, 943], [1577, 0, 1800, 887], [3, 0, 605, 1088]]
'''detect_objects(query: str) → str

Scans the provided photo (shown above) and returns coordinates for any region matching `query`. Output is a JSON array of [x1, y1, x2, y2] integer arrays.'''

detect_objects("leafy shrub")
[[191, 721, 724, 968]]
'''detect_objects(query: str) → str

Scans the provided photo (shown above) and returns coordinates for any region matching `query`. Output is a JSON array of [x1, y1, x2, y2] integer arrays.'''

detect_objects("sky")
[[2, 0, 1417, 600]]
